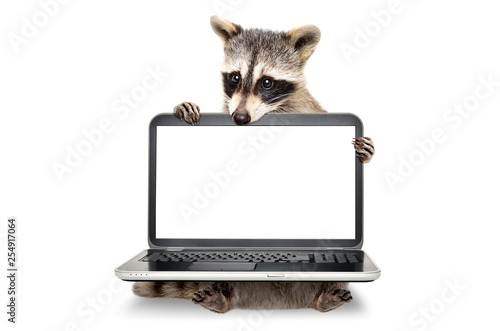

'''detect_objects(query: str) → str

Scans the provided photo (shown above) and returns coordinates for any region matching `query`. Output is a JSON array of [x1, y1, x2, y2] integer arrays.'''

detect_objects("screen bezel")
[[148, 113, 363, 249]]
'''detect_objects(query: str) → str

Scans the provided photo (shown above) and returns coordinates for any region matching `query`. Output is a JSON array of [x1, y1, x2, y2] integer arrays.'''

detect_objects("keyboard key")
[[313, 253, 324, 262], [346, 254, 359, 263], [325, 254, 336, 262], [335, 253, 347, 263]]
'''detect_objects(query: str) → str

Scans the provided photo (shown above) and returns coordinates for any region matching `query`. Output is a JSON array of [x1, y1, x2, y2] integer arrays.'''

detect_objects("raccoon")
[[133, 281, 352, 313], [139, 17, 373, 313], [174, 16, 375, 163]]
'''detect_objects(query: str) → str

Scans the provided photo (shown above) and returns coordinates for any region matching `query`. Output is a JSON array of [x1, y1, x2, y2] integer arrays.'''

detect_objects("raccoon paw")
[[315, 288, 352, 312], [192, 284, 230, 313], [352, 137, 375, 164], [174, 102, 200, 125]]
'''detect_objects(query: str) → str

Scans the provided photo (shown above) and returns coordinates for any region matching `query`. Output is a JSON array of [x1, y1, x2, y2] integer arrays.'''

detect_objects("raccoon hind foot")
[[192, 284, 230, 313], [174, 102, 200, 125], [352, 137, 375, 163], [315, 288, 353, 312]]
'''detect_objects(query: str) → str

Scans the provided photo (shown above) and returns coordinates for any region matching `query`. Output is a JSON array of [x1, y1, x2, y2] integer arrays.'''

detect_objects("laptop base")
[[115, 249, 380, 282]]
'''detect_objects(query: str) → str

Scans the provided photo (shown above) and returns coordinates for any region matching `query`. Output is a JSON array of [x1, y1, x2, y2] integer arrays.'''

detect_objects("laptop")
[[115, 113, 380, 282]]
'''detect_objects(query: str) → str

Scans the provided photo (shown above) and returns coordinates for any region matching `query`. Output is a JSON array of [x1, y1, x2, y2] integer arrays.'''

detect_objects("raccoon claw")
[[174, 102, 200, 125], [352, 137, 374, 164], [316, 288, 352, 312], [192, 285, 229, 313]]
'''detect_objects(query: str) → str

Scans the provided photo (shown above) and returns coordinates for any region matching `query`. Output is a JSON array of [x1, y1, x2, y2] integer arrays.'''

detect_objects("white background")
[[156, 126, 355, 239], [1, 0, 499, 330]]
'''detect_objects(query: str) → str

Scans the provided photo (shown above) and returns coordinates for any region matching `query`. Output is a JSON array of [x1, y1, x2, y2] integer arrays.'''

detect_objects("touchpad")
[[189, 262, 256, 271]]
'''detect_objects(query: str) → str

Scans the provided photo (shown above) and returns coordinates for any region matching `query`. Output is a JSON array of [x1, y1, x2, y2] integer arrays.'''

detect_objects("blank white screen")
[[156, 125, 355, 239]]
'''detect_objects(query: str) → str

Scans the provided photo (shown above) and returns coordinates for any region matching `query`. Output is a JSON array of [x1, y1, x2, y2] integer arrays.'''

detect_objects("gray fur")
[[133, 281, 352, 313]]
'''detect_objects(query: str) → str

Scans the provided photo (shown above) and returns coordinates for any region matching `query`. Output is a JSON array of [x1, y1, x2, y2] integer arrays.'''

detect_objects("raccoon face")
[[222, 70, 296, 125], [210, 16, 321, 125]]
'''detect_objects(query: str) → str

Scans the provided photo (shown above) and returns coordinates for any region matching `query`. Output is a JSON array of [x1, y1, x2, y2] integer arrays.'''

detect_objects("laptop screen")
[[155, 124, 356, 240]]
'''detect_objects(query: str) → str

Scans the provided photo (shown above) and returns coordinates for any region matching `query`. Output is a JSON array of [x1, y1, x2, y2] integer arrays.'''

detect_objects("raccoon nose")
[[232, 112, 251, 125]]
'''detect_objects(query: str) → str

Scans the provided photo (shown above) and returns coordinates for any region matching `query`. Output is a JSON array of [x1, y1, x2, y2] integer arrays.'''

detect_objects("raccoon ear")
[[287, 25, 321, 63], [210, 16, 242, 44]]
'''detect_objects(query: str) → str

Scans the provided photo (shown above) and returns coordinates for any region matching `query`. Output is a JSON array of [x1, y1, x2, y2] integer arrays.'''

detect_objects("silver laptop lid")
[[148, 113, 363, 249]]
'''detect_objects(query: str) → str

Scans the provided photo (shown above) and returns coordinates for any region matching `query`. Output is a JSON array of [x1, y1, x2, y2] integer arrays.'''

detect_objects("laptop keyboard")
[[141, 251, 359, 264]]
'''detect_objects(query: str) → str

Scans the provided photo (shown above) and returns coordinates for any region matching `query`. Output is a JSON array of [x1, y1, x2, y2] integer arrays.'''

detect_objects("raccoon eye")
[[262, 78, 274, 89], [230, 74, 240, 85]]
